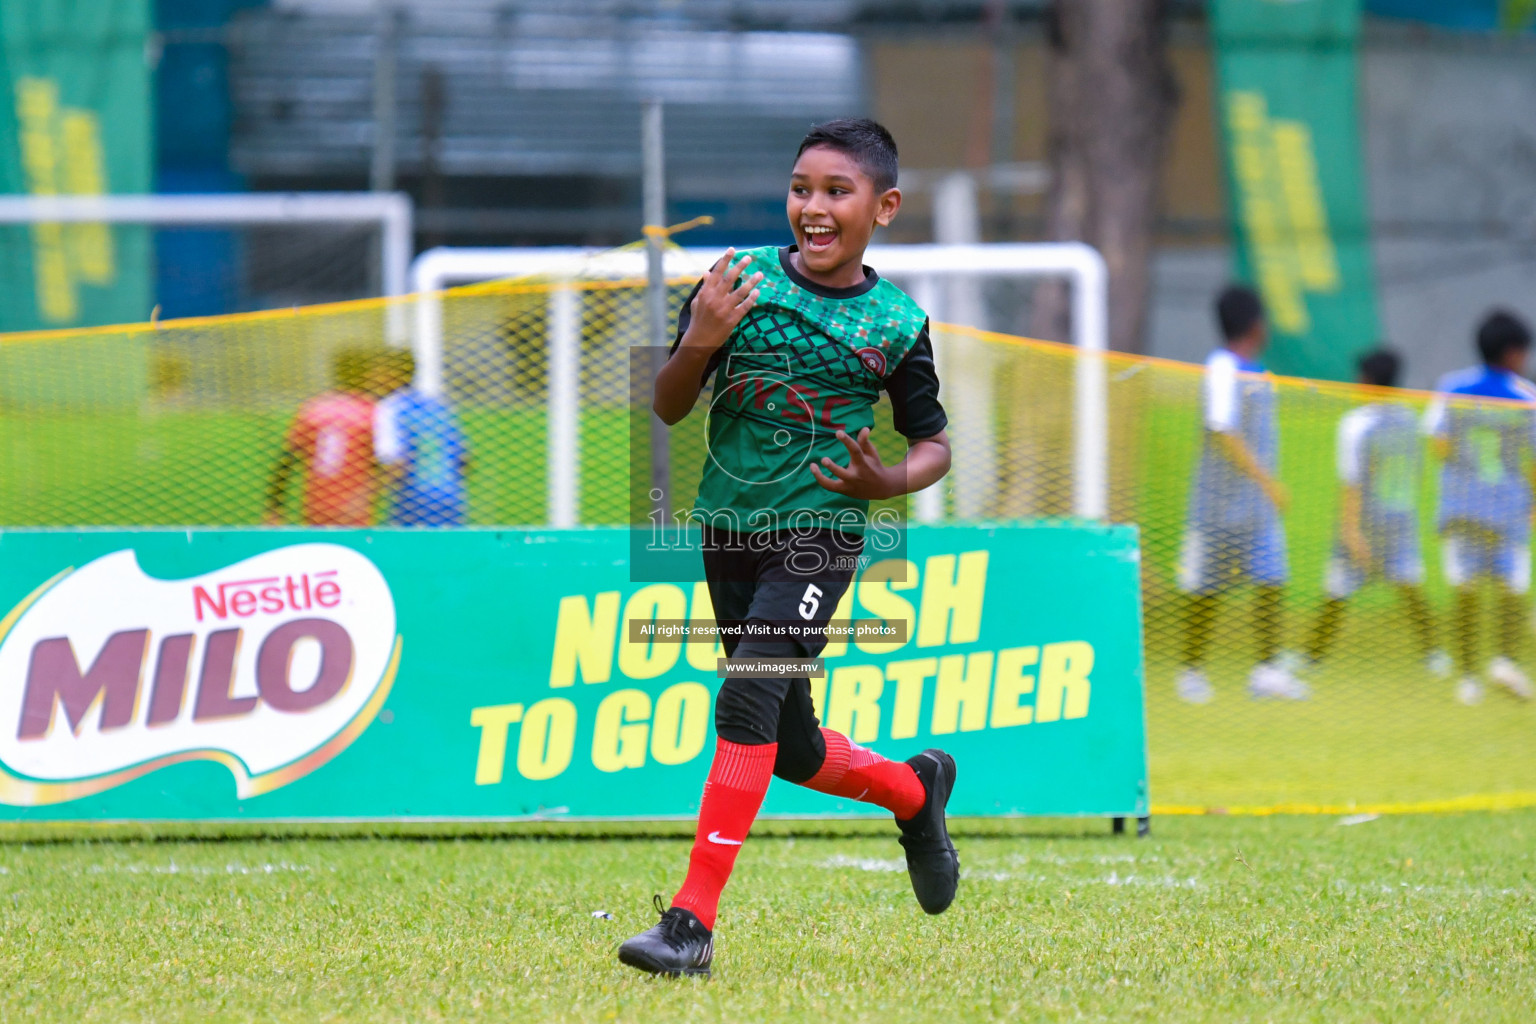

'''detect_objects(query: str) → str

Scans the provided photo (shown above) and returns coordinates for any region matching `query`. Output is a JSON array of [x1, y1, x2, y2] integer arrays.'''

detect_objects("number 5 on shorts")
[[798, 584, 823, 620]]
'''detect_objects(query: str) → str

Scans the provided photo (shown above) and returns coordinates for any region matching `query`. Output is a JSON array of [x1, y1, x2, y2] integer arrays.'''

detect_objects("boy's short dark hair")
[[795, 118, 899, 192], [1357, 347, 1402, 388], [1216, 285, 1264, 342], [1476, 310, 1533, 366]]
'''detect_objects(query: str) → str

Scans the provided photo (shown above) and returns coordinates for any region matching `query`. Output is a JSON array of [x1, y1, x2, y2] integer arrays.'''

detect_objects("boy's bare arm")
[[652, 249, 764, 425], [896, 432, 952, 495], [810, 428, 951, 501], [1339, 484, 1370, 566], [1212, 431, 1290, 513], [1529, 462, 1536, 532]]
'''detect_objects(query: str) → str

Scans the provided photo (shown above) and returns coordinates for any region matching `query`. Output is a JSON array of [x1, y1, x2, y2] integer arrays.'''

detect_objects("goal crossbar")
[[0, 192, 416, 299]]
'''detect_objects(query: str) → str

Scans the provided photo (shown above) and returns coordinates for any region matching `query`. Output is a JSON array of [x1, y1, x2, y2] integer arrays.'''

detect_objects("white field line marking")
[[819, 854, 905, 873], [960, 869, 1045, 883], [67, 861, 317, 877], [958, 868, 1199, 888], [819, 854, 1203, 890], [1338, 813, 1380, 826], [1330, 878, 1529, 899], [1005, 852, 1144, 867], [1099, 871, 1201, 889]]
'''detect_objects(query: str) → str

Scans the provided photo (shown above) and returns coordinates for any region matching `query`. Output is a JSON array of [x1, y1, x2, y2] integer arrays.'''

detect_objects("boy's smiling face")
[[787, 145, 901, 289]]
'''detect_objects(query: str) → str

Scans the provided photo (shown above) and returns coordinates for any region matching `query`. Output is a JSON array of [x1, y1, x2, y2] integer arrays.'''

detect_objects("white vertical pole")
[[932, 172, 995, 519], [380, 192, 413, 299], [642, 101, 668, 348], [1070, 247, 1109, 520], [414, 287, 442, 396], [371, 6, 402, 344], [642, 100, 670, 522], [381, 192, 413, 346], [932, 173, 985, 329], [548, 282, 582, 528], [370, 3, 398, 196]]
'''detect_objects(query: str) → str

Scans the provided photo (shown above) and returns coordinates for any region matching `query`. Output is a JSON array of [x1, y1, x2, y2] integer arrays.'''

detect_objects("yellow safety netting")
[[2, 264, 1532, 814]]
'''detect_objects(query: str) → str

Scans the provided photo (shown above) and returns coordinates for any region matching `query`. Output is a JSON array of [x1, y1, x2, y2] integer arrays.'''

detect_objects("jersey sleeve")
[[884, 321, 948, 439], [669, 271, 725, 388], [669, 278, 702, 352], [1336, 409, 1371, 486], [1204, 350, 1242, 433]]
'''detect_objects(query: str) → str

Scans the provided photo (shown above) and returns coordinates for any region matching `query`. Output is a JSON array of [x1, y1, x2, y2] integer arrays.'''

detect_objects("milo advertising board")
[[0, 544, 397, 807], [0, 526, 1147, 821]]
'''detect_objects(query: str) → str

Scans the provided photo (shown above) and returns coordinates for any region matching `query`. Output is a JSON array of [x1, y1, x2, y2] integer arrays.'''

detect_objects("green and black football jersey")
[[670, 245, 946, 533]]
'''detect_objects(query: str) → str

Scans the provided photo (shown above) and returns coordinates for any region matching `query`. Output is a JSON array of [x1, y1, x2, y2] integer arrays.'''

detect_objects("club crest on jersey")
[[0, 544, 400, 806], [856, 347, 887, 377]]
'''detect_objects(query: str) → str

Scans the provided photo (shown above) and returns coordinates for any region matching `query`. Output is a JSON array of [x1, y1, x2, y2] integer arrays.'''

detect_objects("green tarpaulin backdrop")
[[0, 0, 152, 332], [1212, 0, 1380, 381]]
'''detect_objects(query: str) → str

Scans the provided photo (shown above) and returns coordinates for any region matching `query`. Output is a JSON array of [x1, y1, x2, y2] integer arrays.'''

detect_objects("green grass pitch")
[[1, 812, 1532, 1022]]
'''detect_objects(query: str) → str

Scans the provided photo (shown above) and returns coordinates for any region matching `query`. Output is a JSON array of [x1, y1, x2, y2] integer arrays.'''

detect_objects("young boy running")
[[1423, 310, 1536, 705], [618, 119, 958, 977], [1305, 348, 1446, 674]]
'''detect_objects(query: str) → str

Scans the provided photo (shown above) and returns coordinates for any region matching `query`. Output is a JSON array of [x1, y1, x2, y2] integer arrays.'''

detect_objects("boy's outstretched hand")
[[680, 248, 765, 353], [811, 428, 900, 500], [653, 248, 765, 425]]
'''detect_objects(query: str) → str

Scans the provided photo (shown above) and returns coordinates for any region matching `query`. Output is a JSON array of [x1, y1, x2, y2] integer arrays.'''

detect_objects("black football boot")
[[617, 895, 714, 977], [896, 748, 959, 914]]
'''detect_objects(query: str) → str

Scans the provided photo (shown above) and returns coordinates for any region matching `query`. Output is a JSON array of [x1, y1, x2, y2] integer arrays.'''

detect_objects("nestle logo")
[[193, 572, 341, 622]]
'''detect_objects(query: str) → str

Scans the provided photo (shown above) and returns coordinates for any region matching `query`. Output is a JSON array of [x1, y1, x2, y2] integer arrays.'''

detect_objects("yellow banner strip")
[[1152, 791, 1536, 816]]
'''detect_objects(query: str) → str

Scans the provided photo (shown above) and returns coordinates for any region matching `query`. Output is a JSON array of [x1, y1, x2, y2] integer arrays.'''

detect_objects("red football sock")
[[671, 739, 777, 930], [801, 728, 925, 819]]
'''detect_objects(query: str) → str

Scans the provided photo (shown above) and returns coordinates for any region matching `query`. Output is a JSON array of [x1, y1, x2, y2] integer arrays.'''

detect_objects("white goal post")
[[0, 192, 415, 299], [409, 243, 1109, 527]]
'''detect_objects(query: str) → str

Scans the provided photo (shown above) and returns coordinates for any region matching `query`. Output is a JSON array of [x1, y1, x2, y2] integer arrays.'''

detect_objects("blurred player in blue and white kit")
[[1304, 349, 1447, 676], [1176, 286, 1306, 704], [374, 350, 471, 526], [1423, 311, 1536, 705]]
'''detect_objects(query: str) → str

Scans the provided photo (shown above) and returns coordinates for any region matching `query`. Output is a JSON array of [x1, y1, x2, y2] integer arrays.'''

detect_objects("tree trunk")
[[1030, 0, 1177, 355], [1005, 0, 1176, 522]]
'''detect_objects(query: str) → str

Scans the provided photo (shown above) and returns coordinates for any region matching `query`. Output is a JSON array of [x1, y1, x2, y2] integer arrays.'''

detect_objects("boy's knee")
[[772, 749, 822, 784], [714, 680, 778, 746], [772, 725, 826, 784], [713, 636, 803, 746]]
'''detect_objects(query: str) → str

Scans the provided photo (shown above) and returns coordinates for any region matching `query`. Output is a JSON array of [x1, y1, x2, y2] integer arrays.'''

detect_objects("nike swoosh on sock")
[[706, 831, 743, 846]]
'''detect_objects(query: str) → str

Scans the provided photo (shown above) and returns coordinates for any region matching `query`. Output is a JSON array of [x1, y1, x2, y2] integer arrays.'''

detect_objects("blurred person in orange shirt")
[[264, 348, 381, 526]]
